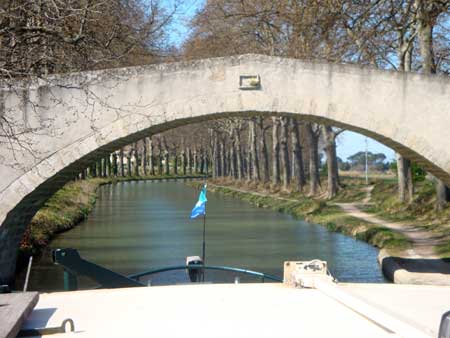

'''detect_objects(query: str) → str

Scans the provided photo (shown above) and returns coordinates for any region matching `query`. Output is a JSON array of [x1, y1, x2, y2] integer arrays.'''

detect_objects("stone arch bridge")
[[1, 54, 450, 285]]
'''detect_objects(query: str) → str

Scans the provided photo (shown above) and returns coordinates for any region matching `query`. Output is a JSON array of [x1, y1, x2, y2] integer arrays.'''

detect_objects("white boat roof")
[[21, 282, 449, 338]]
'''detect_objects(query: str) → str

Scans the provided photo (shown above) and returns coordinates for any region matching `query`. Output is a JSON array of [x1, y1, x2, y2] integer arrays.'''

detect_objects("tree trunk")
[[396, 30, 414, 204], [127, 154, 132, 177], [149, 138, 155, 176], [257, 117, 270, 183], [305, 123, 320, 195], [93, 162, 97, 178], [142, 139, 148, 176], [280, 117, 291, 191], [173, 152, 178, 175], [134, 143, 139, 177], [102, 158, 108, 177], [200, 146, 206, 175], [221, 138, 227, 177], [187, 147, 192, 175], [91, 163, 96, 178], [249, 118, 260, 181], [120, 148, 125, 177], [290, 118, 306, 191], [97, 160, 101, 178], [112, 153, 118, 176], [324, 126, 339, 199], [235, 128, 244, 180], [162, 137, 169, 175], [416, 1, 436, 74], [182, 150, 187, 175], [107, 155, 112, 177], [97, 160, 102, 178], [246, 130, 252, 182], [230, 130, 237, 179], [272, 117, 281, 186], [157, 140, 163, 175], [97, 161, 102, 179], [164, 149, 170, 176], [226, 147, 231, 177], [194, 147, 200, 174], [436, 180, 449, 212], [212, 132, 220, 178], [397, 154, 414, 203], [205, 151, 210, 175], [416, 1, 449, 210]]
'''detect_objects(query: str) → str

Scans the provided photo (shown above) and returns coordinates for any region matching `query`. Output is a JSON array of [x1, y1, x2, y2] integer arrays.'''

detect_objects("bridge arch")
[[1, 54, 450, 284]]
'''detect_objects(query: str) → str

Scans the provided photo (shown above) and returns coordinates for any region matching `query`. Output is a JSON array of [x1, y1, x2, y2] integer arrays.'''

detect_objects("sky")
[[162, 0, 396, 163], [163, 0, 205, 47], [337, 131, 395, 162]]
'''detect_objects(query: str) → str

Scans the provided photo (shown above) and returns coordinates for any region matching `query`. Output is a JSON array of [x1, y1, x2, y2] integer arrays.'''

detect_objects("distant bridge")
[[1, 54, 449, 284]]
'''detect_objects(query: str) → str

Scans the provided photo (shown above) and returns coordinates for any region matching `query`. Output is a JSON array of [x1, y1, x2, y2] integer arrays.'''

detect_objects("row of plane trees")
[[78, 116, 344, 199]]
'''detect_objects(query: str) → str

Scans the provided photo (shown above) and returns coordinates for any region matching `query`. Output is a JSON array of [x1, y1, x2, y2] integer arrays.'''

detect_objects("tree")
[[148, 137, 155, 176], [234, 123, 244, 180], [348, 151, 387, 171], [279, 117, 291, 191], [1, 0, 176, 160], [255, 117, 269, 183], [323, 126, 343, 199], [271, 117, 281, 186], [415, 0, 450, 210], [119, 148, 125, 177], [305, 123, 321, 195], [397, 154, 414, 203], [249, 117, 261, 181], [386, 0, 417, 204], [290, 118, 306, 191]]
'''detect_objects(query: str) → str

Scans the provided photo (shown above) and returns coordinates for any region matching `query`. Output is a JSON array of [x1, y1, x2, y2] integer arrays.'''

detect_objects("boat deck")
[[20, 282, 449, 338], [341, 283, 450, 337]]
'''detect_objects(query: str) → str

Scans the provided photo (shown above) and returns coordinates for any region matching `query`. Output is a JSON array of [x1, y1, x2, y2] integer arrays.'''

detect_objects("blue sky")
[[337, 131, 395, 162], [163, 0, 205, 47], [162, 0, 396, 163]]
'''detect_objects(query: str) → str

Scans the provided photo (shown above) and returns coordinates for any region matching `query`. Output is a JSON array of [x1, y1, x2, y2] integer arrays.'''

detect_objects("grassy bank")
[[19, 179, 101, 258], [19, 174, 205, 262], [363, 179, 450, 257], [189, 180, 410, 254]]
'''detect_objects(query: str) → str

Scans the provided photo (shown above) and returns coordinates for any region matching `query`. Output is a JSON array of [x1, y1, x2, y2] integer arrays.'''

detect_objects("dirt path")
[[362, 185, 374, 204], [334, 203, 443, 258], [210, 183, 450, 284], [334, 186, 450, 284]]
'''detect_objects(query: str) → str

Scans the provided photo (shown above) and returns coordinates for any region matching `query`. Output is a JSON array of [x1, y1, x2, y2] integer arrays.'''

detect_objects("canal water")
[[25, 180, 386, 291]]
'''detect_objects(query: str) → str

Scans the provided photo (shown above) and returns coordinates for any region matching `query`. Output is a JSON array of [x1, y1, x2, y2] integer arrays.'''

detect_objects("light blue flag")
[[190, 184, 207, 219]]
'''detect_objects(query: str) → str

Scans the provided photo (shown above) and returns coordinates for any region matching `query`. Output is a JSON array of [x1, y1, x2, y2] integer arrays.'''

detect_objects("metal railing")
[[53, 249, 283, 290], [128, 264, 283, 283]]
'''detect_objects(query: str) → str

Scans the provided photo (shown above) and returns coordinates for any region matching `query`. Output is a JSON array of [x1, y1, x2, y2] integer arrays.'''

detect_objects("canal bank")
[[17, 175, 206, 273], [195, 181, 450, 285]]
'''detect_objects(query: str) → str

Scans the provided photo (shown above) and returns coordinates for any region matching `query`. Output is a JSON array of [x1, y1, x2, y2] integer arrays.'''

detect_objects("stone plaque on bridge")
[[239, 75, 261, 90]]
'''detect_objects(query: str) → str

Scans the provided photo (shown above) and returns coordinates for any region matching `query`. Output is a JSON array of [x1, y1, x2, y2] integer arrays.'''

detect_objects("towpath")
[[334, 186, 450, 284], [209, 183, 450, 285]]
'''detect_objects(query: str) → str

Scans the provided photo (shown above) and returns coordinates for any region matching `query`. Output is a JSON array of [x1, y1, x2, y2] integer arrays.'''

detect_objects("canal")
[[25, 180, 387, 291]]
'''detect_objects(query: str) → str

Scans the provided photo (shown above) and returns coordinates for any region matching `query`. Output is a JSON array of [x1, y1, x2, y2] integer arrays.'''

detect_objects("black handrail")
[[128, 264, 283, 282]]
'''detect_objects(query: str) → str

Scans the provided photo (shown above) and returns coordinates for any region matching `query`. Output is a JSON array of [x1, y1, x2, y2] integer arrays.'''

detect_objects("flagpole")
[[202, 211, 206, 282], [202, 172, 208, 282]]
